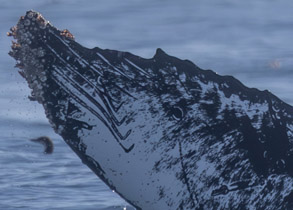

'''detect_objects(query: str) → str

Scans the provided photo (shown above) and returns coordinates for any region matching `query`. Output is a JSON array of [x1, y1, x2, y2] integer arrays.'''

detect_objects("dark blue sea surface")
[[1, 0, 293, 209]]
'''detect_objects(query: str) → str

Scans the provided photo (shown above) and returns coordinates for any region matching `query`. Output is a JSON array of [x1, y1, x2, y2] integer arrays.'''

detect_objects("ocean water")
[[1, 0, 293, 209]]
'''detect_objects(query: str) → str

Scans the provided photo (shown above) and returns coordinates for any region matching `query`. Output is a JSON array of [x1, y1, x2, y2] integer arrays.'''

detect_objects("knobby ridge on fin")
[[154, 48, 167, 57]]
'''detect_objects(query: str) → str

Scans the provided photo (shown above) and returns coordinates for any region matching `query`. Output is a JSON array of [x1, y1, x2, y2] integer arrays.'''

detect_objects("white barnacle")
[[39, 70, 46, 76], [30, 74, 37, 81], [258, 137, 265, 144], [17, 29, 24, 35], [27, 31, 32, 38], [39, 24, 46, 29], [56, 125, 64, 134], [32, 48, 38, 55], [38, 64, 44, 69], [179, 73, 186, 82], [171, 66, 177, 72], [40, 76, 47, 82], [24, 19, 31, 26], [37, 48, 45, 57], [27, 12, 34, 19], [32, 80, 39, 88], [20, 34, 27, 40], [263, 151, 267, 158]]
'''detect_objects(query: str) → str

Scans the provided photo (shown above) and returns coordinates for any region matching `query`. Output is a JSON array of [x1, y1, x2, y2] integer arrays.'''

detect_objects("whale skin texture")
[[8, 10, 293, 210]]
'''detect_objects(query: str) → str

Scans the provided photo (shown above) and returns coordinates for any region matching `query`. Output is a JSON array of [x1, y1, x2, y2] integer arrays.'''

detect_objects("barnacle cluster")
[[8, 11, 78, 134], [8, 10, 51, 103], [60, 29, 75, 40]]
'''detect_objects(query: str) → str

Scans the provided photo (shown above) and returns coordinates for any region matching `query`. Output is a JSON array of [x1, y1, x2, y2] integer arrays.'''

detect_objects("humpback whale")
[[9, 11, 293, 209]]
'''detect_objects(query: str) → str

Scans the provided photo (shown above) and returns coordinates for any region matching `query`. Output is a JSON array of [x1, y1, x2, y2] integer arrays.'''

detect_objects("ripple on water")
[[0, 130, 133, 210]]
